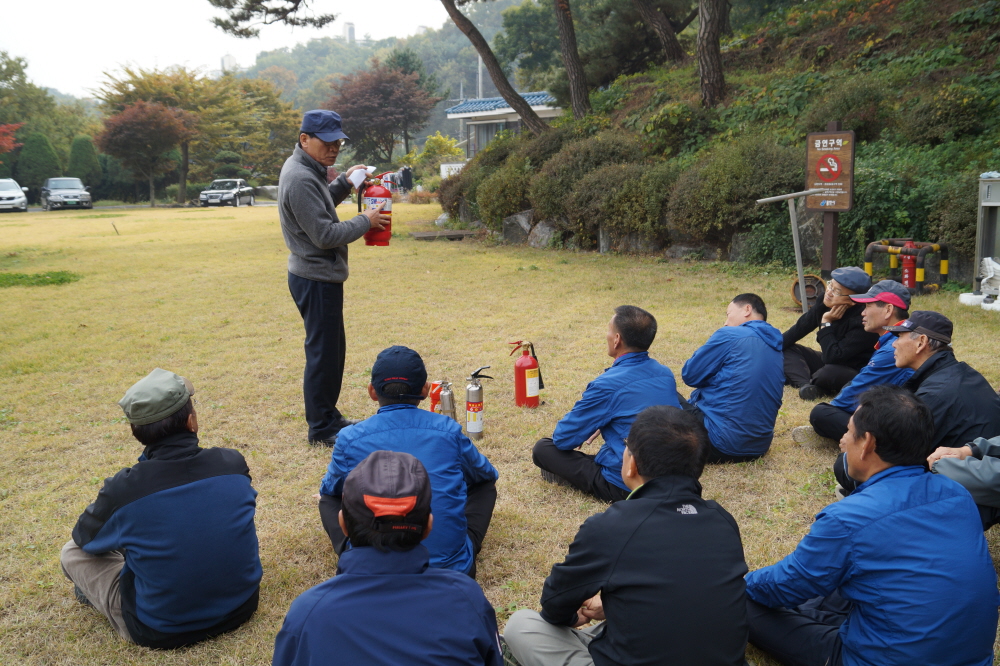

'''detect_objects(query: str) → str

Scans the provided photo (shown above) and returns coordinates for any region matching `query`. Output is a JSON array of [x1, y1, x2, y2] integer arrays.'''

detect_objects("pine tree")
[[66, 136, 103, 187], [14, 133, 61, 199]]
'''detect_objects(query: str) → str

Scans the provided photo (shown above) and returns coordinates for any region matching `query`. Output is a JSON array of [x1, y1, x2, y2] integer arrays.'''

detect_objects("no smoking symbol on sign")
[[816, 154, 841, 182]]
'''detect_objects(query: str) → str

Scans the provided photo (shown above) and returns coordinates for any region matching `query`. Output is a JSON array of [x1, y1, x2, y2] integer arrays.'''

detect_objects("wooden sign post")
[[806, 121, 855, 278]]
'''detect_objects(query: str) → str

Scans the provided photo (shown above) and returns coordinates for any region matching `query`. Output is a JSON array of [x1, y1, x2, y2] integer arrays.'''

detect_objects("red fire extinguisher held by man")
[[360, 173, 393, 246], [509, 341, 544, 408], [900, 240, 917, 289]]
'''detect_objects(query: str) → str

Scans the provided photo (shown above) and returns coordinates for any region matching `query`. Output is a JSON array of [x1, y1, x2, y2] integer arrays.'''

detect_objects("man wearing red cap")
[[273, 451, 502, 666], [794, 280, 913, 451]]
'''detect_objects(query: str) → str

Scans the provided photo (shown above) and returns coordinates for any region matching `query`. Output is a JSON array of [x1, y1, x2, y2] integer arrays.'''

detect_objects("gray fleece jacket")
[[934, 436, 1000, 509], [278, 144, 370, 283]]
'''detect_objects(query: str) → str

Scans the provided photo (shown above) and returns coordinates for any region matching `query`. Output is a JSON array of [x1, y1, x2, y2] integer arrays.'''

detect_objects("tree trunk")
[[552, 0, 591, 119], [697, 0, 726, 108], [439, 0, 550, 135], [403, 130, 410, 155], [631, 0, 687, 63], [722, 0, 733, 36], [149, 173, 156, 207], [177, 141, 189, 204]]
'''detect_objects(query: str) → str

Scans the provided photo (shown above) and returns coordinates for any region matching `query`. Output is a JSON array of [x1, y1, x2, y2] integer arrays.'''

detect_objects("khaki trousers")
[[60, 539, 132, 641], [503, 609, 603, 666]]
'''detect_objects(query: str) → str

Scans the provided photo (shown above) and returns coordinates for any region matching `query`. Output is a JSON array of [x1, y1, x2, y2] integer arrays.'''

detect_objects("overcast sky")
[[2, 0, 450, 98]]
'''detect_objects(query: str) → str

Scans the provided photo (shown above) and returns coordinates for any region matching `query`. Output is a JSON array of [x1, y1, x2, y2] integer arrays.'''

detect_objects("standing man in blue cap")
[[280, 109, 390, 447], [781, 267, 878, 401]]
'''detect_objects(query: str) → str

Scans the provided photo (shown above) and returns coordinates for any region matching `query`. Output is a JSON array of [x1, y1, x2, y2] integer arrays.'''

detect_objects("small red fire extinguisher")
[[361, 173, 393, 246], [900, 240, 917, 289], [509, 341, 544, 408]]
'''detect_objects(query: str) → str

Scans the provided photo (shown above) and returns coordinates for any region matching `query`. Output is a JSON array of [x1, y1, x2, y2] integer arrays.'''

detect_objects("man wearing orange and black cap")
[[273, 451, 502, 666]]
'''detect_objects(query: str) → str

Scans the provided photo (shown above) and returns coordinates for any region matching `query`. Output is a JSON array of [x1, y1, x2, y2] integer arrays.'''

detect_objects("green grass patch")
[[0, 271, 81, 288]]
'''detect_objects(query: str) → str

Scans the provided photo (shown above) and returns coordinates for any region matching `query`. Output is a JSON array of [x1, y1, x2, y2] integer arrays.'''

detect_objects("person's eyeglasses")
[[827, 281, 844, 297], [321, 139, 345, 149]]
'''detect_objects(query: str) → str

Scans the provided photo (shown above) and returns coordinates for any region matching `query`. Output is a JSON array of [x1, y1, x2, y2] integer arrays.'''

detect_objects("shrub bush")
[[438, 173, 464, 219], [477, 157, 532, 230], [667, 136, 803, 245], [929, 171, 979, 257], [528, 130, 645, 221], [900, 83, 991, 146], [563, 161, 681, 243], [800, 74, 893, 143], [451, 130, 522, 221], [639, 102, 714, 157], [509, 126, 574, 168], [408, 190, 437, 204], [421, 175, 442, 192], [165, 182, 210, 202]]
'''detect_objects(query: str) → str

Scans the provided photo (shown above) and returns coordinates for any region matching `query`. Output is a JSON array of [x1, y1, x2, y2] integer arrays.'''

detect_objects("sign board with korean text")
[[805, 130, 856, 212]]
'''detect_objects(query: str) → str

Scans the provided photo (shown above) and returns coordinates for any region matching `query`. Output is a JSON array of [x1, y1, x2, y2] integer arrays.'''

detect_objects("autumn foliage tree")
[[325, 61, 440, 164], [0, 123, 22, 177], [97, 101, 197, 207]]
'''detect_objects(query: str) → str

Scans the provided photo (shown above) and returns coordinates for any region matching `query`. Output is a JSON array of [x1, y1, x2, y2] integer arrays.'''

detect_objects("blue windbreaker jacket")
[[552, 351, 680, 491], [319, 404, 498, 573], [830, 331, 913, 411], [272, 545, 502, 666], [72, 432, 262, 648], [746, 466, 999, 666], [682, 321, 784, 456]]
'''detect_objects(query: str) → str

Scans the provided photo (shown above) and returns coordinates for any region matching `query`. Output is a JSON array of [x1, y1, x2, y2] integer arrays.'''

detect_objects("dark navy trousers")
[[288, 272, 346, 441]]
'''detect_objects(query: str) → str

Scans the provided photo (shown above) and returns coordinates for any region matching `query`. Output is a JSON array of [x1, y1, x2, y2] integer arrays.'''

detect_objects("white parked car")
[[0, 178, 29, 212], [199, 179, 255, 207]]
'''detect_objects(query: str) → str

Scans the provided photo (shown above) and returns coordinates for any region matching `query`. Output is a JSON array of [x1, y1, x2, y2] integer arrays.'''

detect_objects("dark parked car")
[[199, 179, 255, 207], [0, 178, 29, 212], [40, 177, 92, 210]]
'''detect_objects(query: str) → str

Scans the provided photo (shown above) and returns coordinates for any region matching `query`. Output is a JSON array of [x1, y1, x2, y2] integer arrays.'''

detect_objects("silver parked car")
[[0, 178, 29, 212], [199, 179, 255, 207], [40, 177, 93, 210]]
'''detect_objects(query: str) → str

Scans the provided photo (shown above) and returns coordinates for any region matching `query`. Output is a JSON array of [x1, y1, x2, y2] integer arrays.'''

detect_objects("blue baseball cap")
[[300, 109, 349, 142], [372, 346, 427, 400], [830, 266, 871, 294]]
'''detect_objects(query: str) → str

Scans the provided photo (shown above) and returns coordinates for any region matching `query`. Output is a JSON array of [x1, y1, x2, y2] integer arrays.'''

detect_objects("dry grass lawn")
[[2, 202, 999, 665]]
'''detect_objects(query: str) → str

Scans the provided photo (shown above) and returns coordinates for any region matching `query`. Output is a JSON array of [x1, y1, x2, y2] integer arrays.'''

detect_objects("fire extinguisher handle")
[[508, 340, 525, 356]]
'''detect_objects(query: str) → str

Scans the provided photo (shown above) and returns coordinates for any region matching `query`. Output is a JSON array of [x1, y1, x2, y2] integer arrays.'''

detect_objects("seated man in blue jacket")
[[794, 279, 913, 449], [532, 305, 680, 503], [318, 346, 498, 577], [61, 368, 262, 648], [746, 384, 999, 666], [505, 405, 749, 666], [275, 451, 502, 666], [681, 293, 784, 462]]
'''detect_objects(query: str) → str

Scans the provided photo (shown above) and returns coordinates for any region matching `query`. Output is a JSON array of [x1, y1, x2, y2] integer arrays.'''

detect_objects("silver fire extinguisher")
[[465, 366, 492, 440], [439, 380, 457, 422]]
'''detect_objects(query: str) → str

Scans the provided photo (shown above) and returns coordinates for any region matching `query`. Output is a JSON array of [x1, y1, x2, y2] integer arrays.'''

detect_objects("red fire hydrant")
[[901, 240, 917, 289]]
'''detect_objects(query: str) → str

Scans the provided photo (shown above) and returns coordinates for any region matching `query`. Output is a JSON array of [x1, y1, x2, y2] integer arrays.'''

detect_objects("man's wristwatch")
[[820, 322, 832, 328]]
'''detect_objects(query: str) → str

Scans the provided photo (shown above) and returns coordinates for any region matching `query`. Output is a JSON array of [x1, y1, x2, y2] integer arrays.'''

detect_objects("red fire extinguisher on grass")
[[900, 240, 917, 289], [509, 341, 544, 408], [361, 173, 393, 246]]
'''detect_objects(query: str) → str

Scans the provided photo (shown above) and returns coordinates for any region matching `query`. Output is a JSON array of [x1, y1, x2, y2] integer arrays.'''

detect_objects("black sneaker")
[[74, 585, 94, 608], [798, 384, 824, 401], [540, 469, 573, 487], [308, 436, 337, 448], [331, 417, 361, 430]]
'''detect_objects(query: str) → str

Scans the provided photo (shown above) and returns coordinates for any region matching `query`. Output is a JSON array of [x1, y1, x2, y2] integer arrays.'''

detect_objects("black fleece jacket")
[[905, 350, 1000, 449], [539, 475, 748, 666], [782, 300, 878, 371]]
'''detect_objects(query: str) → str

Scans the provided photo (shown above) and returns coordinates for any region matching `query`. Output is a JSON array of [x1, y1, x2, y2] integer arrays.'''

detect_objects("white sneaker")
[[835, 484, 847, 501], [791, 425, 838, 449]]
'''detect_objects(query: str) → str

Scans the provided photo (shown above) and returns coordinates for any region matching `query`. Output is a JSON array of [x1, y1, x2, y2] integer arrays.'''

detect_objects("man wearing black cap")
[[887, 311, 1000, 450], [782, 267, 878, 400], [794, 280, 913, 450], [274, 451, 503, 666], [280, 109, 390, 447], [318, 346, 498, 577], [61, 369, 262, 648]]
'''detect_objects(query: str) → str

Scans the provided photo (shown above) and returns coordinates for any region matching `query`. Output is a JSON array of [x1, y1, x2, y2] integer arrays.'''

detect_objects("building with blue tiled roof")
[[445, 92, 562, 158]]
